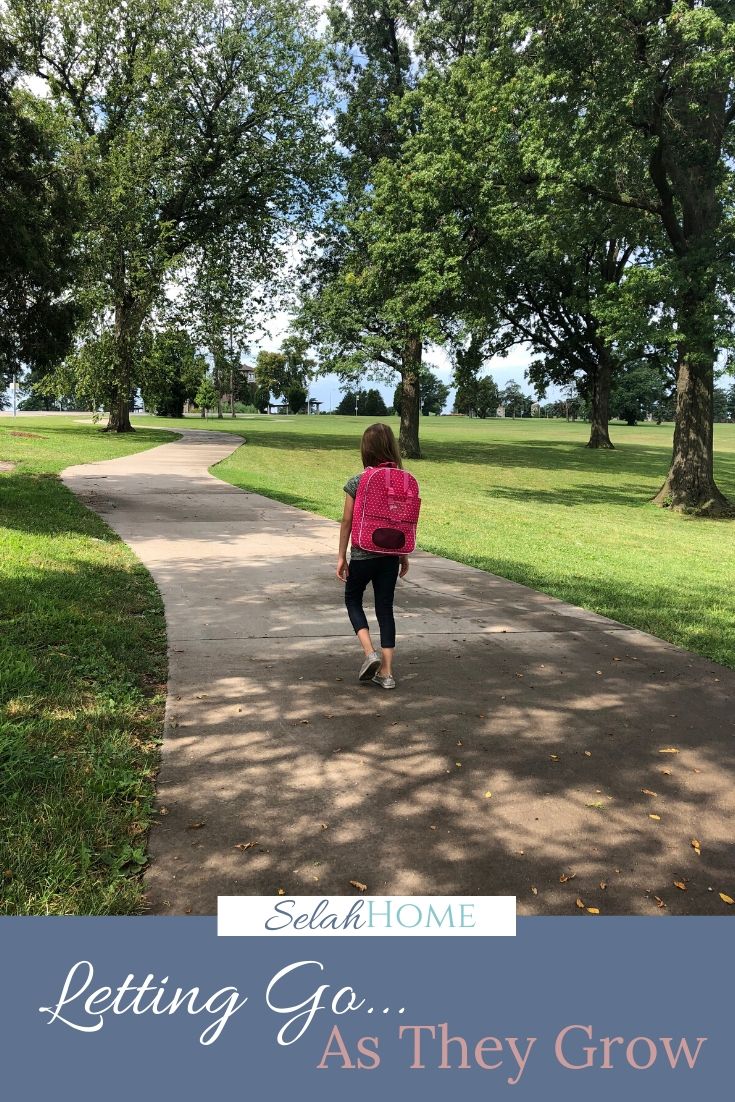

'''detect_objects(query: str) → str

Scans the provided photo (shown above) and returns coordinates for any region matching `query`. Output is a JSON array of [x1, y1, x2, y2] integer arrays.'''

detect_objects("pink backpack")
[[351, 462, 421, 554]]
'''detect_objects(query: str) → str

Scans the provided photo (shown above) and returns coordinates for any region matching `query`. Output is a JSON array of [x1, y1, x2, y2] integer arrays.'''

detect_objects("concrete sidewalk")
[[62, 430, 735, 916]]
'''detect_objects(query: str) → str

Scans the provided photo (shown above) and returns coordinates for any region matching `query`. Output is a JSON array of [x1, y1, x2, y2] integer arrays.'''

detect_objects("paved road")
[[62, 430, 735, 915]]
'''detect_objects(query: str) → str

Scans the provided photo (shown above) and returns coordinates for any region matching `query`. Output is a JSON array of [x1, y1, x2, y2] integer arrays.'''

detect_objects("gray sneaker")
[[372, 672, 396, 690], [359, 651, 381, 681]]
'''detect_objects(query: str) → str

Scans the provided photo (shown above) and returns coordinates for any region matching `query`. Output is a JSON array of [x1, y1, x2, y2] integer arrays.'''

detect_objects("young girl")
[[336, 423, 409, 689]]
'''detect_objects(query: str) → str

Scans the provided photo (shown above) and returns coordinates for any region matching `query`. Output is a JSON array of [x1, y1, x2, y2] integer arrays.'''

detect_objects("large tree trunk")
[[399, 335, 422, 459], [106, 386, 133, 432], [105, 298, 136, 433], [587, 347, 614, 449], [653, 310, 729, 515], [652, 280, 730, 515]]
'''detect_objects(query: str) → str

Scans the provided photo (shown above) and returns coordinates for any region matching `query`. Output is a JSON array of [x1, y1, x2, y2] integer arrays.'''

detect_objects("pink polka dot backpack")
[[351, 462, 421, 554]]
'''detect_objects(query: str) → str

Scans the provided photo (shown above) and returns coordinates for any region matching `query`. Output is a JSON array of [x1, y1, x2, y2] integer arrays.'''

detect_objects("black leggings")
[[344, 555, 400, 649]]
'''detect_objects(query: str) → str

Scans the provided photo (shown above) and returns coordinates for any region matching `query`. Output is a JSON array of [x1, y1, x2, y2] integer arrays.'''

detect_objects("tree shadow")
[[139, 559, 735, 917]]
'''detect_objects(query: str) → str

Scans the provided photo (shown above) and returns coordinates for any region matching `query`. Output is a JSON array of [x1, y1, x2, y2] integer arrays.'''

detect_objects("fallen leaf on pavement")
[[559, 872, 576, 883], [674, 881, 687, 891], [641, 789, 657, 797], [584, 751, 592, 757], [654, 896, 666, 909], [586, 907, 600, 915], [186, 821, 206, 830], [691, 839, 701, 856], [575, 898, 585, 909], [531, 886, 538, 895], [550, 754, 560, 762], [234, 841, 258, 851], [649, 814, 661, 820], [599, 881, 607, 890], [719, 893, 734, 905], [659, 748, 679, 754], [350, 880, 367, 892], [484, 791, 492, 798]]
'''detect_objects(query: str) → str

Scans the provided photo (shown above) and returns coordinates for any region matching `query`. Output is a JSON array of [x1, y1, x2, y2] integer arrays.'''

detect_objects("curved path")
[[62, 429, 734, 915]]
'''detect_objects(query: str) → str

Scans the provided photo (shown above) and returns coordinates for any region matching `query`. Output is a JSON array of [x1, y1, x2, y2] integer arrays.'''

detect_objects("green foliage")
[[141, 328, 206, 417], [253, 385, 271, 414], [194, 376, 218, 414], [713, 387, 729, 424], [0, 33, 78, 391], [462, 0, 734, 504], [285, 384, 308, 414], [610, 367, 670, 427], [500, 381, 532, 418], [7, 0, 331, 428], [335, 388, 388, 416], [298, 3, 437, 456]]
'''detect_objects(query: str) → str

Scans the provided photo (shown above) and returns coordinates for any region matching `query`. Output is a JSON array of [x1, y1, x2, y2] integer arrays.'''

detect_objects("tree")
[[253, 385, 270, 414], [419, 370, 450, 416], [364, 388, 388, 416], [9, 0, 329, 432], [177, 233, 266, 419], [475, 376, 500, 420], [335, 388, 387, 416], [336, 391, 359, 415], [0, 33, 78, 396], [255, 351, 288, 401], [255, 339, 312, 405], [141, 328, 206, 418], [357, 8, 664, 452], [610, 366, 669, 427], [727, 384, 735, 423], [298, 1, 443, 459], [472, 0, 735, 512], [713, 387, 729, 424], [394, 366, 449, 415], [195, 376, 218, 418], [285, 383, 308, 414], [500, 381, 531, 418]]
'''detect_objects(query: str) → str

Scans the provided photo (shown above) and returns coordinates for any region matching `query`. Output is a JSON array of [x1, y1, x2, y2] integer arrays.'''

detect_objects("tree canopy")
[[6, 0, 330, 430], [0, 33, 78, 395]]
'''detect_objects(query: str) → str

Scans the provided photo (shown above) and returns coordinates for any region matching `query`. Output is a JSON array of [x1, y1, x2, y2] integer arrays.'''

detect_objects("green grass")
[[0, 416, 177, 914], [142, 412, 735, 669]]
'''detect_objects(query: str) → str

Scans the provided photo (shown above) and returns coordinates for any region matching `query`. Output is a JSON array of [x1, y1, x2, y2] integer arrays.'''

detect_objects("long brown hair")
[[361, 422, 402, 469]]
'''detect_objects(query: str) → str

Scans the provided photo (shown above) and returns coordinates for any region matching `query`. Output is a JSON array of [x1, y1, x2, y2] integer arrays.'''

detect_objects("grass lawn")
[[0, 415, 177, 914], [142, 412, 735, 669]]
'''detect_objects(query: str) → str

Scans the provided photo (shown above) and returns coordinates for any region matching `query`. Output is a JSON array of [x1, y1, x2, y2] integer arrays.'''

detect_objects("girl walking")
[[336, 423, 419, 689]]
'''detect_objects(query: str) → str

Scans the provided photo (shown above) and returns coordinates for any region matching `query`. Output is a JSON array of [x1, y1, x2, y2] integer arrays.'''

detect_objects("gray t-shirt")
[[343, 472, 382, 560]]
